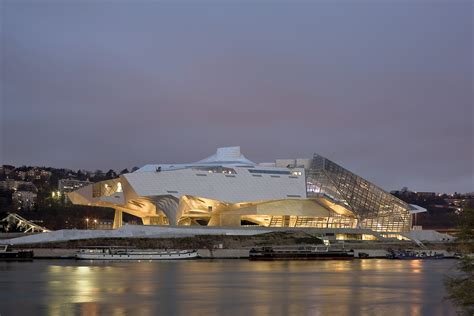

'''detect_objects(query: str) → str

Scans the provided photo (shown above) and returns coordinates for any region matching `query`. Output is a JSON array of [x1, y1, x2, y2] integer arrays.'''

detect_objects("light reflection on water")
[[0, 259, 457, 316]]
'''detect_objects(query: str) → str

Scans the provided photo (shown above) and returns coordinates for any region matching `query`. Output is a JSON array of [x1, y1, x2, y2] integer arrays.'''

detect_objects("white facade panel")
[[124, 167, 306, 203]]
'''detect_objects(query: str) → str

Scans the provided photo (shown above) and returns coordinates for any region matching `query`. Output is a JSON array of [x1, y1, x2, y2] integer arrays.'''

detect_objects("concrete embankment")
[[6, 230, 458, 259], [2, 225, 454, 246], [0, 232, 35, 240], [32, 248, 78, 259]]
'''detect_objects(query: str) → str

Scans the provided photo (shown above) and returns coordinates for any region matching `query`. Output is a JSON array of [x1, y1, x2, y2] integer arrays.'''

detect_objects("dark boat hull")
[[249, 252, 354, 261], [386, 250, 445, 260], [387, 255, 445, 260], [0, 250, 34, 261]]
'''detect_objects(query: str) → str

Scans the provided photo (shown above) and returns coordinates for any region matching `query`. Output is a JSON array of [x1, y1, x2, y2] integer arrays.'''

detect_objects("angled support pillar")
[[113, 209, 123, 229], [147, 196, 180, 226]]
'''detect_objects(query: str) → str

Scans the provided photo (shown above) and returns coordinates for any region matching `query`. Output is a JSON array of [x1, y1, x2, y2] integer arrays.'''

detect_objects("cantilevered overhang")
[[408, 204, 428, 214], [174, 195, 356, 219], [67, 184, 96, 206], [68, 178, 126, 207], [223, 199, 332, 217]]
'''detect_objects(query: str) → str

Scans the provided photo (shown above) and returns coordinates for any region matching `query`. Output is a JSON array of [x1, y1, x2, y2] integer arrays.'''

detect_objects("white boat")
[[76, 247, 199, 260]]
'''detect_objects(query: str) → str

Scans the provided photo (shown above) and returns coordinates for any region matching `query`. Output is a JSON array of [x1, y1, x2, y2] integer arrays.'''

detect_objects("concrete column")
[[152, 196, 180, 226], [113, 209, 123, 229]]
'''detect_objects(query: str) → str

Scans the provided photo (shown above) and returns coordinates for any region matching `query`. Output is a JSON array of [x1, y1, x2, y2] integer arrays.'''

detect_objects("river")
[[0, 259, 457, 315]]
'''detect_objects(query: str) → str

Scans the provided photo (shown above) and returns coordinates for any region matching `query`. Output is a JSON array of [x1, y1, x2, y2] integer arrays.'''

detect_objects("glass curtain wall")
[[306, 154, 411, 232]]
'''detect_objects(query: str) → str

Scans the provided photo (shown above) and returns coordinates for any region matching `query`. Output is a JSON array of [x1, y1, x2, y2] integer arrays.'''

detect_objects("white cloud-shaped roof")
[[135, 146, 255, 172]]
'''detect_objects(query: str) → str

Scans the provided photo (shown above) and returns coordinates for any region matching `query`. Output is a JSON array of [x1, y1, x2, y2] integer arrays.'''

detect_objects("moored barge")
[[386, 249, 445, 260], [0, 245, 34, 261], [249, 245, 354, 260], [76, 247, 199, 260]]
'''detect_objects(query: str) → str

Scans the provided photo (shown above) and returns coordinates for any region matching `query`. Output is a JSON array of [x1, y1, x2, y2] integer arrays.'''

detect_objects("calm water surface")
[[0, 259, 457, 316]]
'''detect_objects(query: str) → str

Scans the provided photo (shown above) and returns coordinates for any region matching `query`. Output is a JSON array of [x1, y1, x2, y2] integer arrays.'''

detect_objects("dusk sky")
[[1, 1, 473, 193]]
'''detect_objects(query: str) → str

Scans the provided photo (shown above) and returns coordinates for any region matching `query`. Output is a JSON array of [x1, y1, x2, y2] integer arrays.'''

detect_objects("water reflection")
[[0, 259, 457, 316]]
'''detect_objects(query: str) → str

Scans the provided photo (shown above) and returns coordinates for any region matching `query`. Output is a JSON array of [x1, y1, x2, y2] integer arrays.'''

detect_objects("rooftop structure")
[[69, 146, 420, 232]]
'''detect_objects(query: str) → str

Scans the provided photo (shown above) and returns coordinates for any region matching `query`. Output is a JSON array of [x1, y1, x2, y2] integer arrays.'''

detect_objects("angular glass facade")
[[306, 154, 412, 232]]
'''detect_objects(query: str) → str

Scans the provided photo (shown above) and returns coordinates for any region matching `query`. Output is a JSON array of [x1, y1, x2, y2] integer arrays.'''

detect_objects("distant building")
[[95, 219, 114, 230], [12, 191, 37, 211], [26, 168, 52, 180], [0, 180, 36, 191], [8, 179, 38, 210], [32, 168, 52, 180], [445, 198, 467, 207], [14, 171, 27, 181], [390, 187, 415, 197], [416, 192, 437, 198], [0, 165, 15, 177], [0, 180, 14, 191]]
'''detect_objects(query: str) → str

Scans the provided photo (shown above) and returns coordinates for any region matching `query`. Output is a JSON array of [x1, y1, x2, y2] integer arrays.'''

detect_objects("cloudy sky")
[[1, 1, 473, 193]]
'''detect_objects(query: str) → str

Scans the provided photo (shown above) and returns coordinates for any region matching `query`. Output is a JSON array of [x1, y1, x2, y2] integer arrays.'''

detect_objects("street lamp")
[[85, 218, 89, 229], [93, 219, 97, 229]]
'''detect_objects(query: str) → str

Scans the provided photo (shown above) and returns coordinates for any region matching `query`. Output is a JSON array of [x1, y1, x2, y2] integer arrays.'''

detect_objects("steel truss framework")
[[0, 213, 50, 233]]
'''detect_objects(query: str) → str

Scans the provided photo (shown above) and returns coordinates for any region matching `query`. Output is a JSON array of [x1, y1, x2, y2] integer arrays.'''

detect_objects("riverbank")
[[3, 231, 460, 259], [29, 247, 457, 259]]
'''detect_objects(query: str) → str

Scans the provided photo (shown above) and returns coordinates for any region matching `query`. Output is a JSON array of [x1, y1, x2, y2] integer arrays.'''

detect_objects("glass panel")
[[306, 154, 412, 232]]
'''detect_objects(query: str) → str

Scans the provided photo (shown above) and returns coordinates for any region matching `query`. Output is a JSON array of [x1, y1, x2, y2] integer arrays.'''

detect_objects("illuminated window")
[[249, 169, 290, 175]]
